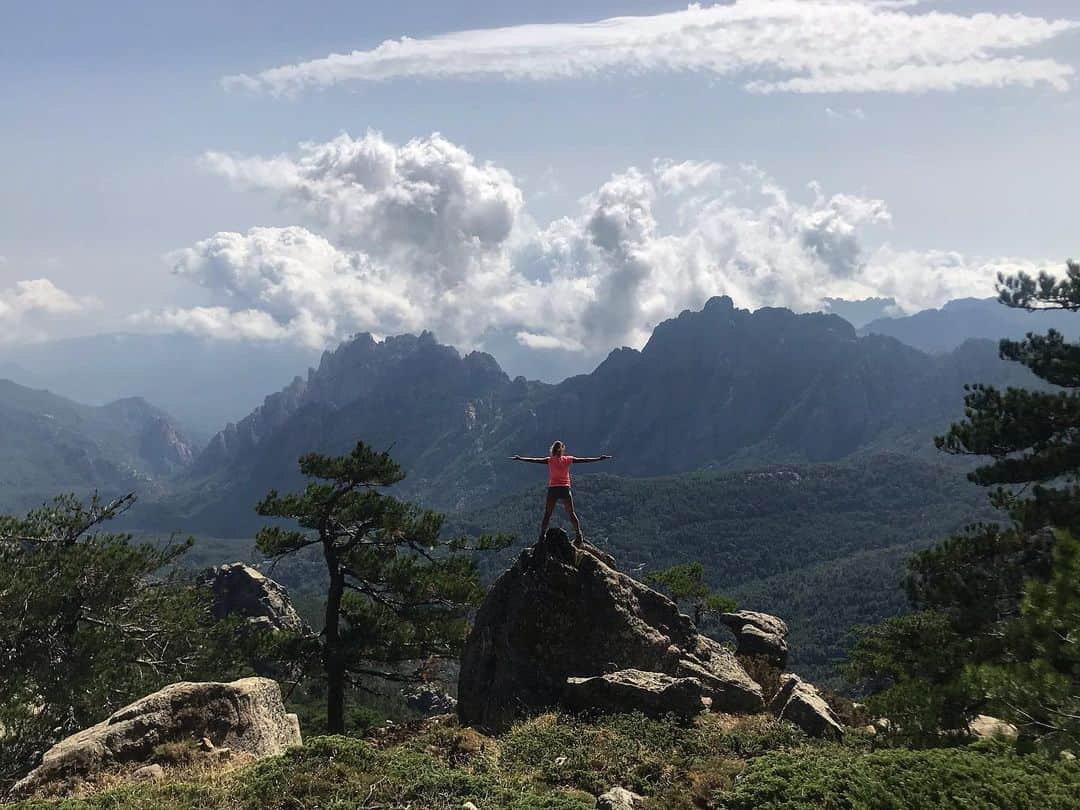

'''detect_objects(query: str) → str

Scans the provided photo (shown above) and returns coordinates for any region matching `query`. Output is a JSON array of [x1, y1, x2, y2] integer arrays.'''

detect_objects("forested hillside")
[[448, 454, 996, 684]]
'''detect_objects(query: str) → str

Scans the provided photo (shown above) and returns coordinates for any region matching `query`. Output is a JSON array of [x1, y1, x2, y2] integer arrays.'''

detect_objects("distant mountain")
[[0, 379, 194, 513], [159, 297, 1041, 535], [819, 297, 899, 328], [861, 297, 1080, 354], [0, 333, 320, 437]]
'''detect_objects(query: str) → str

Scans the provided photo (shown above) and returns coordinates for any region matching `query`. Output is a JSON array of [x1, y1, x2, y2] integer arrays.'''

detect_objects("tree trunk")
[[324, 552, 346, 734]]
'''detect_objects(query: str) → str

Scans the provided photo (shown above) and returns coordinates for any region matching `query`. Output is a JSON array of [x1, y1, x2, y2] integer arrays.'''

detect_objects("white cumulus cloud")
[[147, 131, 1052, 363], [204, 131, 525, 285], [224, 1, 1079, 96], [0, 278, 95, 341]]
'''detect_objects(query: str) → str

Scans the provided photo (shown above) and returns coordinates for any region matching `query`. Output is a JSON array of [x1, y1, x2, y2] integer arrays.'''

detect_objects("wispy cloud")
[[224, 1, 1079, 96]]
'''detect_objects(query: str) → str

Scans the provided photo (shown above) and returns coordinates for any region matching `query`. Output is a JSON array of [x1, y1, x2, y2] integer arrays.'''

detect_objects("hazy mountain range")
[[148, 295, 1041, 534], [0, 294, 1062, 527], [0, 333, 320, 438], [860, 297, 1080, 354], [0, 379, 193, 513]]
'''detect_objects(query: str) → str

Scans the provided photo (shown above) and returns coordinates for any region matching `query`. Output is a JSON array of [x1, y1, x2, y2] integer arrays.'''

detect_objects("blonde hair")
[[550, 440, 564, 455]]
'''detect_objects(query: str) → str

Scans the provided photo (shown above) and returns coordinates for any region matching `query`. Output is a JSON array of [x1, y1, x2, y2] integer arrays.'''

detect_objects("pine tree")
[[850, 261, 1080, 744], [937, 259, 1080, 534], [255, 441, 509, 733], [0, 493, 244, 785], [974, 529, 1080, 750]]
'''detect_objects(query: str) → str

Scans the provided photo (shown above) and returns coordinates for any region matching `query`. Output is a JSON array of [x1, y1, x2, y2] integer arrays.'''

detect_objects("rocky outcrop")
[[564, 670, 711, 720], [769, 673, 843, 740], [9, 678, 301, 799], [199, 563, 309, 635], [458, 529, 763, 732], [719, 610, 789, 668], [403, 683, 458, 717]]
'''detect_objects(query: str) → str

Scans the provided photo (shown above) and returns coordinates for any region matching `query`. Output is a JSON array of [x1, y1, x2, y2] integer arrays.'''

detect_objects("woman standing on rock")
[[510, 440, 611, 543]]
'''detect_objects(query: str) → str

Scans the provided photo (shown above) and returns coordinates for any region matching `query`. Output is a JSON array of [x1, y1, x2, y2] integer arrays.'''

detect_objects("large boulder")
[[458, 529, 763, 732], [10, 677, 301, 799], [565, 669, 711, 719], [968, 714, 1019, 741], [769, 673, 843, 740], [199, 562, 309, 635], [718, 610, 788, 668]]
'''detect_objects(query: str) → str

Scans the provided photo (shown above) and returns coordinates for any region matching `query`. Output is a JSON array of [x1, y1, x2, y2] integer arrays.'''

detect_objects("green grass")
[[9, 714, 1079, 810]]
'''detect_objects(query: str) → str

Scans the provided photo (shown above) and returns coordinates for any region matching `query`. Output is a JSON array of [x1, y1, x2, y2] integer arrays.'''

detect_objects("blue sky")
[[2, 0, 1078, 378]]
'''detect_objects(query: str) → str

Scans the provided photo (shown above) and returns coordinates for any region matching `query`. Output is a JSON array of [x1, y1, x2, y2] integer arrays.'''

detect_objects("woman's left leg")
[[563, 494, 583, 542]]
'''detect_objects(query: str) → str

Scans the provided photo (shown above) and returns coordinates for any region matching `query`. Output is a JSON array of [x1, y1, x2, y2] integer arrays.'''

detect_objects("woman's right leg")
[[539, 494, 557, 541]]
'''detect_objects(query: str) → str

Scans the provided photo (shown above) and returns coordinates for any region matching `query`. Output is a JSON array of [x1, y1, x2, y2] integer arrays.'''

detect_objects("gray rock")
[[597, 786, 646, 809], [968, 714, 1018, 741], [10, 677, 301, 799], [199, 562, 309, 635], [565, 669, 711, 719], [719, 610, 789, 667], [458, 528, 763, 732], [402, 683, 458, 716], [769, 674, 843, 740], [132, 764, 164, 782]]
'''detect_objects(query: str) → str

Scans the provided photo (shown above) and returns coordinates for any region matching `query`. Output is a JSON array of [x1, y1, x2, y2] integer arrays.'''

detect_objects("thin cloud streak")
[[224, 1, 1079, 96]]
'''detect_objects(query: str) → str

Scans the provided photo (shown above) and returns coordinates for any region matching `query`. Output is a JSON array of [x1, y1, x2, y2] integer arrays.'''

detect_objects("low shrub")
[[715, 741, 1080, 809]]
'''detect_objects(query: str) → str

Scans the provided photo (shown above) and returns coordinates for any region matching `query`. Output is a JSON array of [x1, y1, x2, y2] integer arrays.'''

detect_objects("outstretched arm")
[[508, 455, 549, 464], [573, 455, 613, 464]]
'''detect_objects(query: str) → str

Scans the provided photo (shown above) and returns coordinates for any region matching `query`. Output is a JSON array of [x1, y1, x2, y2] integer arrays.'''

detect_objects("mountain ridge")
[[860, 296, 1080, 354], [160, 296, 1040, 534]]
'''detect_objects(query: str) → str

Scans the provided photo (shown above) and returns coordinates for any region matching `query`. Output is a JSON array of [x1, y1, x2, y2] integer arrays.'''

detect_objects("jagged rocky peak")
[[192, 330, 514, 475], [457, 528, 764, 732]]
